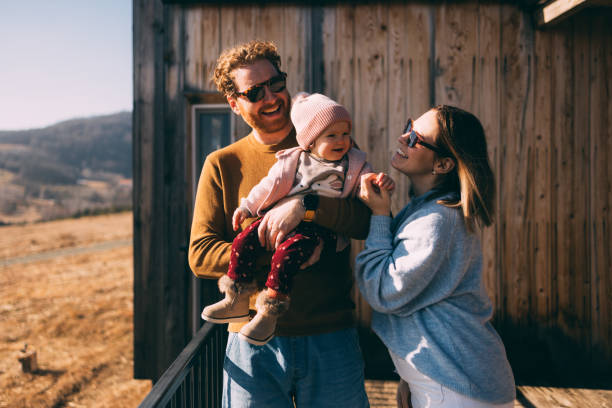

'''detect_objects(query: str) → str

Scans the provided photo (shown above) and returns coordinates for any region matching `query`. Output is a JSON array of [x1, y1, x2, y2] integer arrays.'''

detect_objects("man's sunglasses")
[[403, 118, 447, 156], [235, 72, 287, 103]]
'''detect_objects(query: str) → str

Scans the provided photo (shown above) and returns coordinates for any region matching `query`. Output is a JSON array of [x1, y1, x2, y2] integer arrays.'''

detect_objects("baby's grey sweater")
[[355, 190, 515, 404]]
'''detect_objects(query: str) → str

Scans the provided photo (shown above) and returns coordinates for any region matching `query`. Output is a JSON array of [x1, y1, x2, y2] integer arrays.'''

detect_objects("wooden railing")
[[138, 322, 228, 408]]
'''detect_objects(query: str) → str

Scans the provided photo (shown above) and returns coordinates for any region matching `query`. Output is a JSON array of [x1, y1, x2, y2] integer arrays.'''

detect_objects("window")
[[192, 104, 233, 188]]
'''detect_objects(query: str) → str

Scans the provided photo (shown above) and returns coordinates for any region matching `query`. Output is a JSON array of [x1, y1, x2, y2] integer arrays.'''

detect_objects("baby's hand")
[[232, 207, 251, 231], [374, 172, 395, 193]]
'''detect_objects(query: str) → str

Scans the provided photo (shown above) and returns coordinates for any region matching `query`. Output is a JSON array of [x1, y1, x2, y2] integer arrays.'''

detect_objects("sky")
[[0, 1, 132, 130]]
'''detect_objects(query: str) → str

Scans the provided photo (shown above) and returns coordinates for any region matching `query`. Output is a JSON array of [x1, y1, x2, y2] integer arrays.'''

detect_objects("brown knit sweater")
[[188, 130, 371, 335]]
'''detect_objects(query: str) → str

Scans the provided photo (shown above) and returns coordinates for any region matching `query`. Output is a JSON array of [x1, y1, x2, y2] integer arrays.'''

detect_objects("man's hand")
[[232, 207, 251, 231], [396, 379, 412, 408], [299, 238, 324, 270], [257, 196, 305, 251]]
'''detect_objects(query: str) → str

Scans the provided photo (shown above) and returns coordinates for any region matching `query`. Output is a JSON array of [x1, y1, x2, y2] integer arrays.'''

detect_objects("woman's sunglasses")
[[403, 118, 447, 156], [235, 72, 287, 103]]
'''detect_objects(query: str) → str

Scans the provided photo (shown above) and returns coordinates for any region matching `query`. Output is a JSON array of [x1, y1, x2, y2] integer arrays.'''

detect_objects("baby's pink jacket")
[[241, 146, 372, 216]]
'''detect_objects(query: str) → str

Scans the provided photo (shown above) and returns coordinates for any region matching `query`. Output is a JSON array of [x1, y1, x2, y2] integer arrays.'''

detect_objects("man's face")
[[227, 59, 291, 142]]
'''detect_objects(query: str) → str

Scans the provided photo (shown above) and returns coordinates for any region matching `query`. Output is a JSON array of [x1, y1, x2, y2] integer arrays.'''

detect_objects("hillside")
[[0, 112, 132, 224]]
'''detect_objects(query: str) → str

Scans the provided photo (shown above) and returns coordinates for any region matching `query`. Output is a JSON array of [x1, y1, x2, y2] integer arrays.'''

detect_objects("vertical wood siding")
[[134, 1, 612, 379], [133, 0, 165, 380]]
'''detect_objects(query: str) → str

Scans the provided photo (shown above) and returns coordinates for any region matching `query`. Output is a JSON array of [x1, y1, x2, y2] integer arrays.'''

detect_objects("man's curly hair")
[[213, 40, 282, 98]]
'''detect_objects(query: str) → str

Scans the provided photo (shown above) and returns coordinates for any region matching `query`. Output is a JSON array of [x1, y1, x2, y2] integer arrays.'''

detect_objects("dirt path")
[[1, 239, 132, 267], [0, 212, 132, 260]]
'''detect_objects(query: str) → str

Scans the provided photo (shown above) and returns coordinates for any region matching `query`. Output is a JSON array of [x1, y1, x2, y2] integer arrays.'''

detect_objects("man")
[[188, 40, 371, 407]]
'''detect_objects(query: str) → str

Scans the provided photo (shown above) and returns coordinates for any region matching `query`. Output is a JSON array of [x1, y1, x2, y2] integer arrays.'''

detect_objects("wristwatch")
[[302, 194, 319, 222]]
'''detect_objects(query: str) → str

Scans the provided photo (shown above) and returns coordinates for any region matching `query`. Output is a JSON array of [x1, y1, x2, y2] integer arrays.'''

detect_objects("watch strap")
[[304, 209, 316, 222], [302, 194, 319, 222]]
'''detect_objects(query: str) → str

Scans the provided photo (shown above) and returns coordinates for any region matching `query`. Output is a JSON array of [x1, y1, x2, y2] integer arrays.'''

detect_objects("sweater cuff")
[[366, 215, 392, 246]]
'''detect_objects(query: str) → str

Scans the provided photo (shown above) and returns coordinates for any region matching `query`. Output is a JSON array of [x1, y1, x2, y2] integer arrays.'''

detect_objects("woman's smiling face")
[[391, 109, 440, 176]]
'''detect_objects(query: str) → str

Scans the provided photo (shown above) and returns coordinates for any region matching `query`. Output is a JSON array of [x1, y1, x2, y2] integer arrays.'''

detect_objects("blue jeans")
[[222, 328, 370, 407]]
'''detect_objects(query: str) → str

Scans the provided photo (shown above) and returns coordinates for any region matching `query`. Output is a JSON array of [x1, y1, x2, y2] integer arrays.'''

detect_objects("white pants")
[[389, 350, 514, 408]]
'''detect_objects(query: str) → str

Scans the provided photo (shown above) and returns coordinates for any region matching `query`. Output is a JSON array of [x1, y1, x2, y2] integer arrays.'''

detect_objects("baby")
[[202, 93, 394, 345]]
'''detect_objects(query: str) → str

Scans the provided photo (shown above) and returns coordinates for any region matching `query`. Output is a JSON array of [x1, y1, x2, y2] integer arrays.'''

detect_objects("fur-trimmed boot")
[[239, 290, 290, 346], [201, 275, 257, 323]]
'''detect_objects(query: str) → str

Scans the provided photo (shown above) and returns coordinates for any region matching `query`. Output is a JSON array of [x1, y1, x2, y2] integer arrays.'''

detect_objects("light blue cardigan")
[[355, 189, 515, 404]]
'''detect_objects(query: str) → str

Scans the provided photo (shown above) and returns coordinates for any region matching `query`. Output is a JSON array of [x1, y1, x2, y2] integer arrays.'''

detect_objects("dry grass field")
[[0, 212, 151, 408]]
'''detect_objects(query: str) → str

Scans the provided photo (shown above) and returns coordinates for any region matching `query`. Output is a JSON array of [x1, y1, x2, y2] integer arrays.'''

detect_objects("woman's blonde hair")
[[212, 40, 282, 97], [433, 105, 495, 232]]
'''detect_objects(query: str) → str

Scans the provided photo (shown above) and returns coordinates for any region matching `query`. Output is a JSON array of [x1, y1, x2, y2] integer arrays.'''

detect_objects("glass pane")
[[195, 109, 231, 184]]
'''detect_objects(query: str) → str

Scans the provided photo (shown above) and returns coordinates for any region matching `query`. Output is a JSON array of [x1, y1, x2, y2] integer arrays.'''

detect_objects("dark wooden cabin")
[[132, 0, 612, 390]]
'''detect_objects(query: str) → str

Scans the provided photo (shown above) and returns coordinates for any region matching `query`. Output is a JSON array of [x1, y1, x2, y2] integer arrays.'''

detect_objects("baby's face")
[[311, 121, 351, 161]]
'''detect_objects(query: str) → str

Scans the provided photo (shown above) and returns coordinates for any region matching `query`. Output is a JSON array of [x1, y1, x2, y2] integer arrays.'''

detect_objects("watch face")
[[303, 194, 319, 210]]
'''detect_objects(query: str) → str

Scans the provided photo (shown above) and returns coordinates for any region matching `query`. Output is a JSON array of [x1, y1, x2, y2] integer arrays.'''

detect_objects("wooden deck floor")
[[365, 380, 399, 408], [516, 385, 612, 408], [364, 380, 612, 408]]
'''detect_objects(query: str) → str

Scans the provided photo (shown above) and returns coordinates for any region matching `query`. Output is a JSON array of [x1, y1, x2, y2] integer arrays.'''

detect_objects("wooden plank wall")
[[133, 0, 168, 380], [319, 3, 612, 375], [133, 0, 612, 379]]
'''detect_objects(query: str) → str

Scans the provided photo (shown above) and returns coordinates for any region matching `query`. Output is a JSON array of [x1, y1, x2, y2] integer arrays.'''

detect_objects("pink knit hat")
[[291, 93, 352, 149]]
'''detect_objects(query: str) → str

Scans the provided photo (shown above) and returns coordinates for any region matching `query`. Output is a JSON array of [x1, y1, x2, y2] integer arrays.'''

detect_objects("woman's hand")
[[257, 196, 305, 251], [232, 207, 251, 231], [359, 173, 392, 216]]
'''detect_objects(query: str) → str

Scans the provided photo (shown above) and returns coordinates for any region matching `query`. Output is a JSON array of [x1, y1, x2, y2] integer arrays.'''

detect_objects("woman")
[[355, 106, 515, 408]]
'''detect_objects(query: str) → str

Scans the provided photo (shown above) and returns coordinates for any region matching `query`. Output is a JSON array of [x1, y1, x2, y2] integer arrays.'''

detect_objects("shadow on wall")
[[498, 324, 611, 389]]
